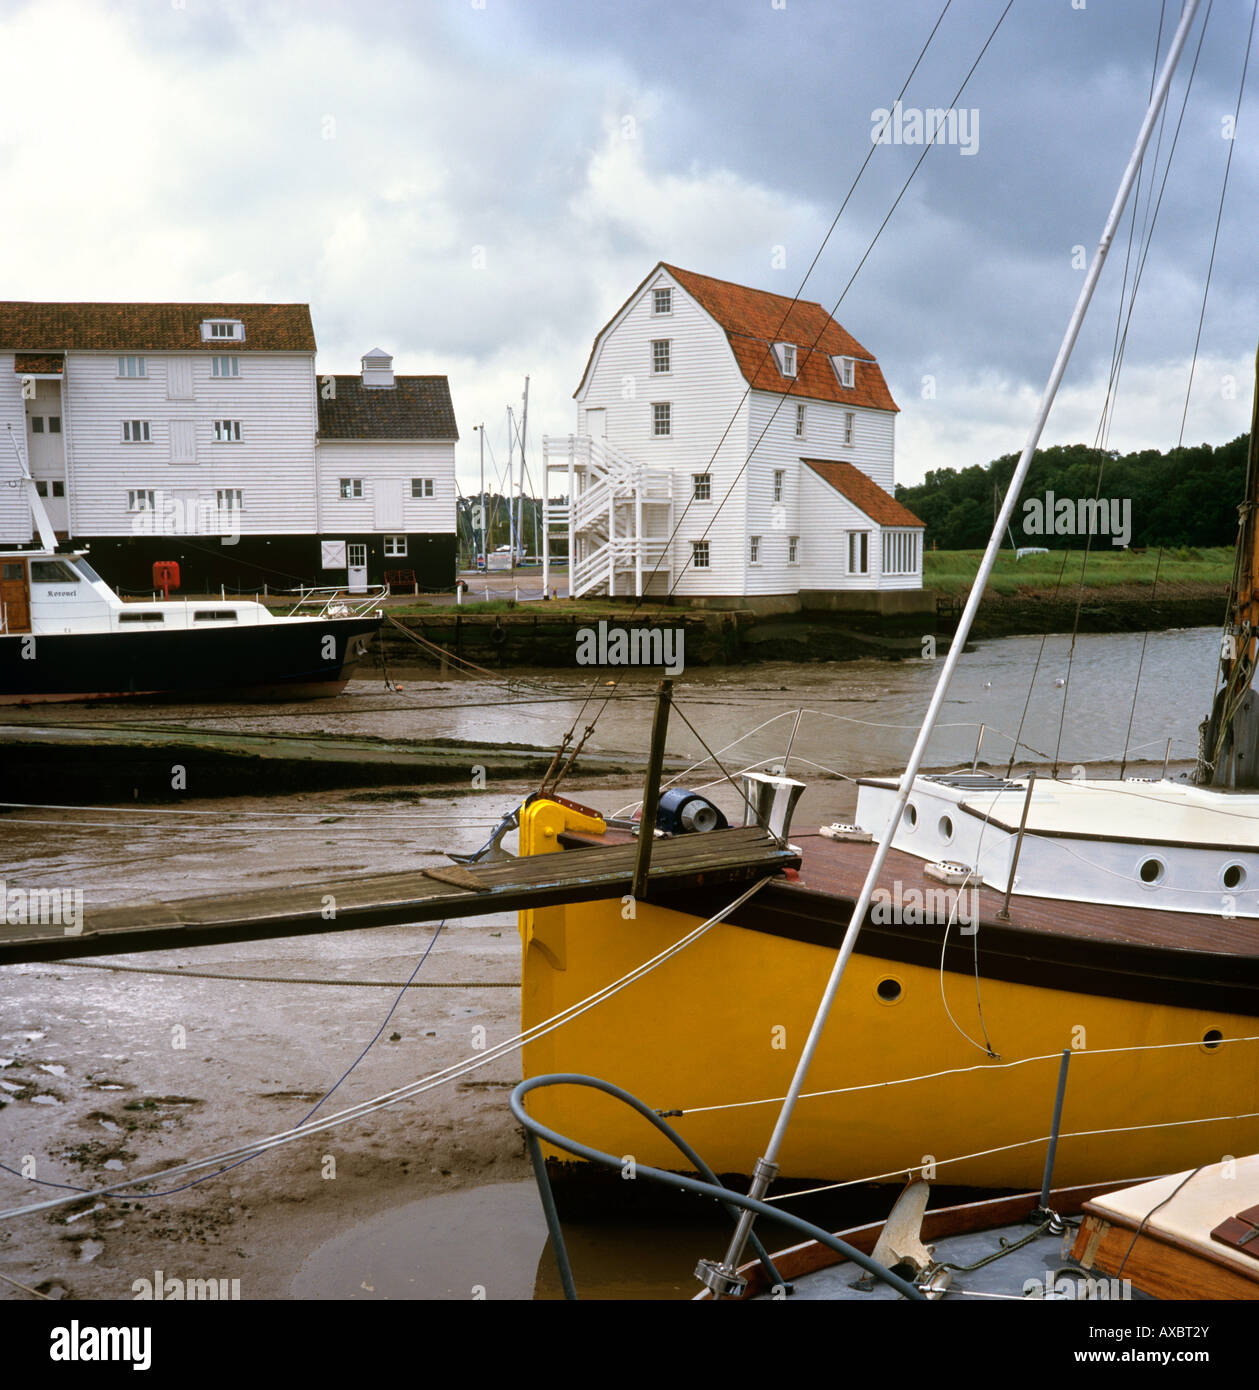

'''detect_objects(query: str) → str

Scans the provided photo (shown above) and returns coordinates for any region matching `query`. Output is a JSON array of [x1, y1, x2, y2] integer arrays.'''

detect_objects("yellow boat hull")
[[518, 803, 1259, 1190]]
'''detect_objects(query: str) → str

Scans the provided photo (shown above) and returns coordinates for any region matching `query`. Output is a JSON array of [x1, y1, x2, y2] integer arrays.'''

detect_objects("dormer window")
[[775, 343, 797, 378], [201, 319, 245, 343], [831, 355, 855, 389], [652, 287, 672, 315]]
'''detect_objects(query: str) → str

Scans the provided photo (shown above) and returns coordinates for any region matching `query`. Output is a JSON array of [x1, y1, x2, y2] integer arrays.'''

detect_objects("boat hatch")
[[1211, 1205, 1259, 1260], [926, 773, 1024, 792]]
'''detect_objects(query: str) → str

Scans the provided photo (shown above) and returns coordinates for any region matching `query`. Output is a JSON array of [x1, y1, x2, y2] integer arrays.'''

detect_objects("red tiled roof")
[[662, 264, 899, 413], [13, 352, 63, 374], [0, 302, 315, 353], [802, 458, 923, 527]]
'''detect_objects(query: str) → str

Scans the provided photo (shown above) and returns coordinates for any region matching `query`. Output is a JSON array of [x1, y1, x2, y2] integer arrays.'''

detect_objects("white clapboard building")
[[0, 304, 457, 594], [543, 263, 924, 610]]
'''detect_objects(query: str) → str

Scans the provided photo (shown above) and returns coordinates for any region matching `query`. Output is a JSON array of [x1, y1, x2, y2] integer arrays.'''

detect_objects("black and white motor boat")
[[1, 452, 381, 704]]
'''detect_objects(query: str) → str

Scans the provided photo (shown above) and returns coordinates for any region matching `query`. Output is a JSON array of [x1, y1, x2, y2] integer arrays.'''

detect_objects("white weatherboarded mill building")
[[0, 304, 457, 595], [543, 263, 925, 611]]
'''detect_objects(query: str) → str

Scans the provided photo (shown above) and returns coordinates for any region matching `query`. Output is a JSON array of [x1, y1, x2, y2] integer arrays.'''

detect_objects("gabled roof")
[[663, 265, 898, 412], [317, 375, 458, 441], [0, 302, 315, 353], [802, 458, 923, 528], [575, 262, 897, 411]]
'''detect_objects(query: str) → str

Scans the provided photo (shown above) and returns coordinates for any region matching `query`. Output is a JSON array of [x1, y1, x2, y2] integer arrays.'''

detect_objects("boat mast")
[[518, 375, 530, 564], [1200, 341, 1259, 786], [700, 0, 1205, 1294]]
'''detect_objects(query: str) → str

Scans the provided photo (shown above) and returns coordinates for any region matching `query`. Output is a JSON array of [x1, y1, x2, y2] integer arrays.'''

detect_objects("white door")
[[374, 478, 404, 529], [586, 408, 606, 439], [348, 542, 368, 594]]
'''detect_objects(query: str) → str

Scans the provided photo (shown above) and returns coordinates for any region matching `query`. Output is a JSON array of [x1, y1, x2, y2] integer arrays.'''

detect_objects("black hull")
[[0, 617, 380, 704]]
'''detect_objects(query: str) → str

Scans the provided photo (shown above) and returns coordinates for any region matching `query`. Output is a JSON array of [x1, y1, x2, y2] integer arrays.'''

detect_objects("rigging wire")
[[1052, 1, 1214, 774], [1178, 0, 1254, 446]]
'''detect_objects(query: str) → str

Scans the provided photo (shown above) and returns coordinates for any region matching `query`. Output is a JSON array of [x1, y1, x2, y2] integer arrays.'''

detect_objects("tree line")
[[894, 435, 1250, 550]]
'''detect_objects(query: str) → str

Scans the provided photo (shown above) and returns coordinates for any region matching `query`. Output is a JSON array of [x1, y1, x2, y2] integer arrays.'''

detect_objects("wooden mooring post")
[[632, 678, 674, 901]]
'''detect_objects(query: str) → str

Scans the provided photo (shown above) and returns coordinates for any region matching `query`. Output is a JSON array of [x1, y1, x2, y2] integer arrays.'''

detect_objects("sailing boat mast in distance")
[[1200, 341, 1259, 787]]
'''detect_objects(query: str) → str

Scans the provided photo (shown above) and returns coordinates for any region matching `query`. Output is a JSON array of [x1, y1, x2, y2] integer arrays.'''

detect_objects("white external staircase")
[[542, 435, 674, 598]]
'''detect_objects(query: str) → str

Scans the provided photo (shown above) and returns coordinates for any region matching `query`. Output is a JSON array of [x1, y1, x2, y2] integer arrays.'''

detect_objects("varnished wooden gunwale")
[[1072, 1211, 1259, 1300]]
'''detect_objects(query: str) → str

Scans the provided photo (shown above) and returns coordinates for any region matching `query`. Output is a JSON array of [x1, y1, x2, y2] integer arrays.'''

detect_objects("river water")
[[41, 623, 1218, 776]]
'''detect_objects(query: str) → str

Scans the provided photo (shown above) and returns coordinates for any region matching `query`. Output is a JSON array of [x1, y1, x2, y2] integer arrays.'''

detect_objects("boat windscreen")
[[29, 559, 79, 583], [72, 557, 104, 583]]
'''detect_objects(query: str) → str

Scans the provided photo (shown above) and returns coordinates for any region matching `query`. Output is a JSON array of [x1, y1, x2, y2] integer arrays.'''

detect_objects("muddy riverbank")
[[374, 583, 1227, 670]]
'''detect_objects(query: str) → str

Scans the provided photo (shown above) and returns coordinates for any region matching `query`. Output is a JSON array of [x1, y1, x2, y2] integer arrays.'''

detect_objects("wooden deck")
[[0, 826, 799, 966]]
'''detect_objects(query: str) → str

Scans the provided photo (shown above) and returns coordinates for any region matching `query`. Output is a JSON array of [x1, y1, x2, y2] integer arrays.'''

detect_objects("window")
[[777, 342, 797, 377], [795, 403, 806, 438], [216, 488, 243, 510], [35, 480, 47, 496], [691, 540, 710, 569], [788, 535, 799, 564], [339, 478, 363, 499], [692, 473, 711, 501], [772, 469, 784, 502], [128, 489, 156, 511], [411, 477, 434, 498], [119, 611, 164, 623], [832, 355, 855, 389], [842, 411, 854, 446], [122, 420, 151, 443], [749, 535, 761, 564], [30, 560, 77, 583], [194, 610, 238, 622], [848, 530, 869, 575], [384, 536, 407, 556], [213, 419, 241, 443], [211, 356, 239, 378], [202, 319, 244, 341], [48, 416, 60, 434], [652, 287, 672, 315], [30, 417, 43, 434], [651, 339, 671, 374], [882, 530, 920, 576], [348, 543, 367, 568], [652, 401, 671, 437], [117, 356, 146, 378], [34, 479, 64, 499]]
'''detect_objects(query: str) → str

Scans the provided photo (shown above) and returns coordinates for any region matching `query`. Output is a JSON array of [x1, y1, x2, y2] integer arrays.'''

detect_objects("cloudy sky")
[[1, 0, 1254, 494]]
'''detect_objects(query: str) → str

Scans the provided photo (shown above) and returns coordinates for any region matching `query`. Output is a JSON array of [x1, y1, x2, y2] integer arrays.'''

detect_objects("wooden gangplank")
[[0, 828, 799, 965]]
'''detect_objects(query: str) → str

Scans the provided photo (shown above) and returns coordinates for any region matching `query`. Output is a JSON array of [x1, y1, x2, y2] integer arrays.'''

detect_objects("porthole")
[[939, 815, 954, 843], [904, 803, 917, 830], [1201, 1029, 1224, 1052], [1138, 857, 1164, 886], [1222, 863, 1247, 891], [875, 976, 903, 1005]]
